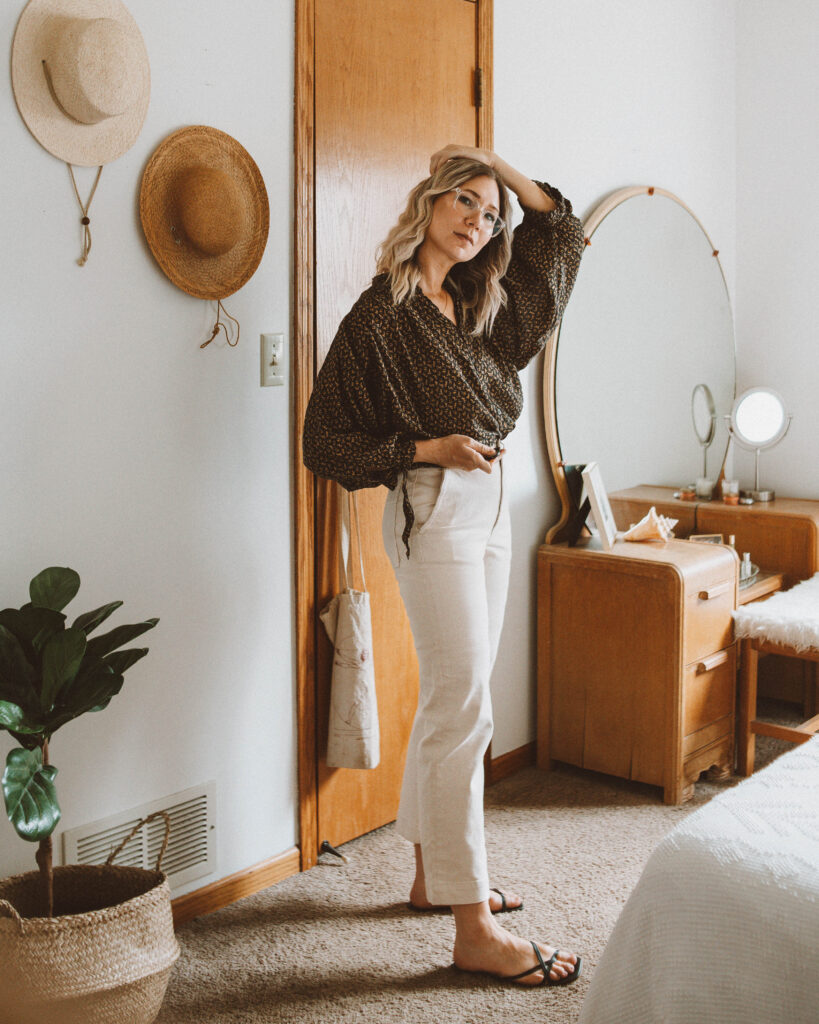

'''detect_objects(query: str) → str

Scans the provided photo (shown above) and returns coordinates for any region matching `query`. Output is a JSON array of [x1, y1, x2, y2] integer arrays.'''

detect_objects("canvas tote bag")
[[319, 487, 380, 769]]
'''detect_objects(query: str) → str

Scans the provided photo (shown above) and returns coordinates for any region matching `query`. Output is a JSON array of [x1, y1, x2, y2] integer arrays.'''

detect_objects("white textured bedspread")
[[579, 738, 819, 1024]]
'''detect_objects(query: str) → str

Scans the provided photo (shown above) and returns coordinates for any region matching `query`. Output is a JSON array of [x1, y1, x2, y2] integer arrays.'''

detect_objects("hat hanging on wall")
[[139, 125, 270, 348], [11, 0, 151, 265]]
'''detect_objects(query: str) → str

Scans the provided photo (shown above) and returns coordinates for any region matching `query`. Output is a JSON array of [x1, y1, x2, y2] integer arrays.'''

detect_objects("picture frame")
[[689, 533, 724, 545], [581, 462, 619, 552]]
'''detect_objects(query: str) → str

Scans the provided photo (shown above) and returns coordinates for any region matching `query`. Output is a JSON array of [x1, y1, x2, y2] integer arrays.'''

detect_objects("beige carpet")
[[157, 719, 790, 1024]]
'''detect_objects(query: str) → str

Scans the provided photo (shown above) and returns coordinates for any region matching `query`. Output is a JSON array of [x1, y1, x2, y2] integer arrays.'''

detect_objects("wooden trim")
[[476, 0, 493, 147], [171, 847, 301, 926], [543, 328, 571, 544], [476, 0, 493, 775], [294, 0, 319, 872], [488, 741, 535, 784]]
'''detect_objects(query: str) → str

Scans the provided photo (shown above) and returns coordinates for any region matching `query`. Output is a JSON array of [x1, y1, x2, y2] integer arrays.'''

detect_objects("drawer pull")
[[695, 650, 731, 674], [698, 581, 731, 601]]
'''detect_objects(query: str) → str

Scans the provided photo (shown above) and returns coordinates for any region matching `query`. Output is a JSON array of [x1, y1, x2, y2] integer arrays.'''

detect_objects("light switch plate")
[[261, 333, 285, 387]]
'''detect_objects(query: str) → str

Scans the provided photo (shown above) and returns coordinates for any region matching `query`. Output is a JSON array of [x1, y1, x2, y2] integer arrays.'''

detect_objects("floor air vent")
[[61, 782, 216, 893]]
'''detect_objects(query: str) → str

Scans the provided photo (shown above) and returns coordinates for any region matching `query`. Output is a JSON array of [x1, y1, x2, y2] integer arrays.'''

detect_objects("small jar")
[[721, 478, 740, 505]]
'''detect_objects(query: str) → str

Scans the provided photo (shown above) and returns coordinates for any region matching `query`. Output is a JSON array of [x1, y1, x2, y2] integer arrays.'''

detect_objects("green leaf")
[[0, 700, 44, 735], [0, 624, 38, 711], [104, 647, 149, 676], [40, 627, 87, 713], [0, 605, 66, 658], [86, 618, 158, 660], [72, 601, 123, 636], [8, 730, 43, 752], [53, 659, 124, 720], [29, 568, 80, 612], [2, 748, 61, 842]]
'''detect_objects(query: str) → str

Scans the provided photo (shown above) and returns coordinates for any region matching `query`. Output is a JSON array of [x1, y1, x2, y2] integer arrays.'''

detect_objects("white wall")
[[736, 1, 819, 498], [0, 0, 296, 891], [492, 0, 737, 754]]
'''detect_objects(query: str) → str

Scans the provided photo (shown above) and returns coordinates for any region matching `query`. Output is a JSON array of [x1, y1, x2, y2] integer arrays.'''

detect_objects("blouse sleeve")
[[490, 181, 585, 370], [302, 304, 416, 492]]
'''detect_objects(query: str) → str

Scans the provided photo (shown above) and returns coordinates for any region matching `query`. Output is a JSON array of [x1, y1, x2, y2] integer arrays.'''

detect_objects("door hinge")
[[474, 67, 483, 108]]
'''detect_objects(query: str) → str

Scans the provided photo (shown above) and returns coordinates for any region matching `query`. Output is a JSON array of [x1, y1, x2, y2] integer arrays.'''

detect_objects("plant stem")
[[35, 739, 54, 918]]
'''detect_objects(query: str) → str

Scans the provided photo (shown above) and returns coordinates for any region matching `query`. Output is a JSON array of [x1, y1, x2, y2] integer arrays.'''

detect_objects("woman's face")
[[422, 174, 501, 268]]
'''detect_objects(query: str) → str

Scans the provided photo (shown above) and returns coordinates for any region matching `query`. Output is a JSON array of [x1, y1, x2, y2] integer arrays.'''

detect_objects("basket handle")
[[105, 810, 172, 871], [0, 899, 25, 934]]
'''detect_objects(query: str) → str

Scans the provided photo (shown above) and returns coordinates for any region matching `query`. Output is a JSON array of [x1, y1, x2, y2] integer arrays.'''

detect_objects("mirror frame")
[[729, 386, 791, 450], [691, 383, 716, 448], [543, 185, 733, 544]]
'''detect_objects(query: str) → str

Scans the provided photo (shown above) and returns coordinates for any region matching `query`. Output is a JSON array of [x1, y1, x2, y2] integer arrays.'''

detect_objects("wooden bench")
[[734, 573, 819, 775]]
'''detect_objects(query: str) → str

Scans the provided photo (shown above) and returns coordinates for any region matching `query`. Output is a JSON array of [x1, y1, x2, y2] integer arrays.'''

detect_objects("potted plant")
[[0, 567, 179, 1024]]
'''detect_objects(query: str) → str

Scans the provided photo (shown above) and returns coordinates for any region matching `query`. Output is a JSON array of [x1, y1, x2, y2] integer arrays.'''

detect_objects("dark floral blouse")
[[302, 181, 585, 552]]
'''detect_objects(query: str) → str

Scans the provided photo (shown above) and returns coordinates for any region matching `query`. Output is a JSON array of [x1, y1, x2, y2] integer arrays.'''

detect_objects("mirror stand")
[[749, 447, 774, 503]]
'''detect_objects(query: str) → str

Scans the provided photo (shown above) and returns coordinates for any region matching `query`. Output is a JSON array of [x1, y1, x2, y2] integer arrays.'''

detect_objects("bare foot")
[[453, 917, 579, 986]]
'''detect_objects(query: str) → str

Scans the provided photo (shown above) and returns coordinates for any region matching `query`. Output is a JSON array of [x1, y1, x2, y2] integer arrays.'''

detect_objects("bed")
[[578, 737, 819, 1024]]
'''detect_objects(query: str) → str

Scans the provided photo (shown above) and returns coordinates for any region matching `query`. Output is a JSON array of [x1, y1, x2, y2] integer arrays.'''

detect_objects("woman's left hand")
[[428, 144, 555, 214], [429, 144, 496, 175]]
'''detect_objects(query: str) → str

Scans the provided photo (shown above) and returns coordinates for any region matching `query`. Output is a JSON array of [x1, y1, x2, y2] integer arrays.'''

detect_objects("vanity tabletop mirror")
[[537, 185, 819, 804]]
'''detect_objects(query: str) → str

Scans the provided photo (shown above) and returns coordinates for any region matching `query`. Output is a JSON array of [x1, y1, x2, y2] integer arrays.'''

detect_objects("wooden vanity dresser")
[[537, 538, 738, 804], [537, 489, 819, 804]]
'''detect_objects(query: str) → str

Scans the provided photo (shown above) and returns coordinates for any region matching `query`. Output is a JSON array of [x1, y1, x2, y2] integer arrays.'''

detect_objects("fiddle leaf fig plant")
[[0, 567, 158, 914]]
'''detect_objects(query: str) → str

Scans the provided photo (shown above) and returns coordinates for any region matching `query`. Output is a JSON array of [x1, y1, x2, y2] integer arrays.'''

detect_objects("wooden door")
[[310, 0, 484, 852]]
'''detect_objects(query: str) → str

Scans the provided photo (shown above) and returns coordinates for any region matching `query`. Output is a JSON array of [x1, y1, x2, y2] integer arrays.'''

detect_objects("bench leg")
[[737, 639, 758, 777], [805, 661, 818, 719]]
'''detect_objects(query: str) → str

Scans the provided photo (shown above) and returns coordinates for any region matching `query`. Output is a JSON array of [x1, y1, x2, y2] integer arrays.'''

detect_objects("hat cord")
[[67, 164, 103, 266], [201, 299, 240, 349], [41, 60, 103, 267]]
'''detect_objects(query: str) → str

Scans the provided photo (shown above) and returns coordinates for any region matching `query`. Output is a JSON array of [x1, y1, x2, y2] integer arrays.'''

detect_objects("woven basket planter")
[[0, 814, 180, 1024]]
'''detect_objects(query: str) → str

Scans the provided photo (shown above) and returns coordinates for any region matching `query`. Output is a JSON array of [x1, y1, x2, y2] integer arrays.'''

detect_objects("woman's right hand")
[[414, 435, 501, 473]]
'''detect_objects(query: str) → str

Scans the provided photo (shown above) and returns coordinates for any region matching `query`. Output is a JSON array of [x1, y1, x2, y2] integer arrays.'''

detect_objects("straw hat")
[[139, 126, 269, 300], [11, 0, 150, 167]]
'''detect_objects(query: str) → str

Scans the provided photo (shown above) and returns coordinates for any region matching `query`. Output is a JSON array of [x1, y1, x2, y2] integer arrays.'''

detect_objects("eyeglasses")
[[452, 187, 504, 237]]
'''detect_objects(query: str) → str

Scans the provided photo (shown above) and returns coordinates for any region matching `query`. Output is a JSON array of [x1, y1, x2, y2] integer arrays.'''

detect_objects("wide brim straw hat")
[[139, 126, 270, 301], [11, 0, 150, 167]]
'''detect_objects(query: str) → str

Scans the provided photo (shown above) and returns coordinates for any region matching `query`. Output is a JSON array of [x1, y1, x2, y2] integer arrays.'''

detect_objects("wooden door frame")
[[293, 0, 494, 871]]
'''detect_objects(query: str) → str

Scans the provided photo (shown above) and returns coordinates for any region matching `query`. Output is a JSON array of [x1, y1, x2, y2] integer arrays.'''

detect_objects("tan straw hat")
[[11, 0, 150, 167], [139, 126, 270, 300]]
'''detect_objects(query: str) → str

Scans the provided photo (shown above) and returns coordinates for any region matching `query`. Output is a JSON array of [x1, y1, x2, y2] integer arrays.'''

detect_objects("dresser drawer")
[[683, 717, 732, 758], [683, 578, 735, 664], [683, 646, 736, 736]]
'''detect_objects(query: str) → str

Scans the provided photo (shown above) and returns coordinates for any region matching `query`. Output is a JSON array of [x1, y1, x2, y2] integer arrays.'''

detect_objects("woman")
[[303, 144, 585, 987]]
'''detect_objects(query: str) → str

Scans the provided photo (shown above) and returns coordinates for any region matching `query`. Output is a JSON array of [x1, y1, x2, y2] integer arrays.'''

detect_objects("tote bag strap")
[[338, 485, 367, 592]]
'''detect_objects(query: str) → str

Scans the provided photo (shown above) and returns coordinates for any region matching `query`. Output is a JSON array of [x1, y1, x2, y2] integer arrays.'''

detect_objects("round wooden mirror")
[[544, 186, 735, 543]]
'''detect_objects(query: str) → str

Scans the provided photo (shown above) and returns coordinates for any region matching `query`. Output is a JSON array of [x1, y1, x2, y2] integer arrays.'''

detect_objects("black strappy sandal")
[[455, 941, 583, 988], [407, 886, 524, 915], [489, 886, 524, 913]]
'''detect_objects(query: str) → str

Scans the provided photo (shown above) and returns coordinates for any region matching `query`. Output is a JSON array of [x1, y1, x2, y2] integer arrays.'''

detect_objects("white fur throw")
[[733, 572, 819, 652]]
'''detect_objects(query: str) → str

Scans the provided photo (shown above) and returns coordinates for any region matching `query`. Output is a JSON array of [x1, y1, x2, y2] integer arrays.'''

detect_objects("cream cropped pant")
[[382, 461, 511, 905]]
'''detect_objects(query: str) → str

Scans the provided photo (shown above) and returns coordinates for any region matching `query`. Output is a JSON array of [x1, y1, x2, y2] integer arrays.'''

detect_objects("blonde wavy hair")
[[376, 158, 512, 336]]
